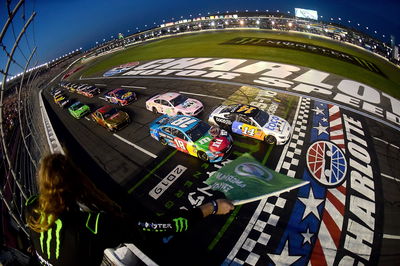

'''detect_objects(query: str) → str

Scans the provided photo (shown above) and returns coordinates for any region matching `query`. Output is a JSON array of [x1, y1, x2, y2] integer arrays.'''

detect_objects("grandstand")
[[1, 1, 399, 265]]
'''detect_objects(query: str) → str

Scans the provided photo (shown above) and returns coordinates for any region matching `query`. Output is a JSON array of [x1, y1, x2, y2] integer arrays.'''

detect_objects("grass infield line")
[[128, 150, 177, 194]]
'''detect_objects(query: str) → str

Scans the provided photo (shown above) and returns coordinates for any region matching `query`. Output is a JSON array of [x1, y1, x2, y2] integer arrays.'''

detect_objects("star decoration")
[[313, 122, 328, 136], [302, 228, 314, 245], [298, 188, 324, 220], [268, 240, 302, 266], [321, 117, 328, 122], [312, 106, 325, 116]]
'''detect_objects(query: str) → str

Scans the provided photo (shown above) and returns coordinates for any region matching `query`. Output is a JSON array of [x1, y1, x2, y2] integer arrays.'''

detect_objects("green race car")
[[68, 101, 90, 119]]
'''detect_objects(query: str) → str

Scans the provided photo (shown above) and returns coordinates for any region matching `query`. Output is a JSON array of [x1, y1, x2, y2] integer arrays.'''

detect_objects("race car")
[[150, 115, 232, 163], [146, 92, 203, 116], [68, 101, 90, 119], [208, 104, 291, 145], [80, 85, 101, 98], [104, 88, 137, 106], [54, 94, 69, 108], [91, 105, 130, 132]]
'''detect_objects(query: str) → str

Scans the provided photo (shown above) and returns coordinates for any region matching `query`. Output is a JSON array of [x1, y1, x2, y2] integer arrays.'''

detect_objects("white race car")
[[146, 92, 203, 116], [208, 104, 291, 145]]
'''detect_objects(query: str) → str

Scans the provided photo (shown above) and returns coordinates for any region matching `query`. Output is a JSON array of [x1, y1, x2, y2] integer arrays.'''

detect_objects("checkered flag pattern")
[[280, 98, 311, 177], [230, 196, 287, 266]]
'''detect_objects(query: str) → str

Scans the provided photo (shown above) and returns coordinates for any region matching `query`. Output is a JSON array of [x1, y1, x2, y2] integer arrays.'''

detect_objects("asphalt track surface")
[[44, 67, 400, 265]]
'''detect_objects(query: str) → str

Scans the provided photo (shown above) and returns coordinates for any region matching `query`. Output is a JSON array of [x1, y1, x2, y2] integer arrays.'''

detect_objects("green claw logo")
[[173, 217, 188, 232]]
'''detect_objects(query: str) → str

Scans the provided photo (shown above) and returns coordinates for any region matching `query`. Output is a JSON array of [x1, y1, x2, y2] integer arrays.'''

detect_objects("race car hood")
[[72, 105, 89, 114], [120, 91, 135, 100], [263, 115, 290, 134], [195, 128, 231, 153], [209, 105, 227, 116], [105, 111, 129, 124], [175, 99, 203, 113]]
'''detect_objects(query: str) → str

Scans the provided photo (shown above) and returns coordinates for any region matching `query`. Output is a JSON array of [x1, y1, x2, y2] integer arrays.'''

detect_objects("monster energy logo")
[[40, 219, 63, 260], [173, 217, 188, 232]]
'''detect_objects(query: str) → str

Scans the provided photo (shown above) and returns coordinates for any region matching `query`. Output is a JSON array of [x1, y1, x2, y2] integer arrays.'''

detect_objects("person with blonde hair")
[[25, 153, 234, 265]]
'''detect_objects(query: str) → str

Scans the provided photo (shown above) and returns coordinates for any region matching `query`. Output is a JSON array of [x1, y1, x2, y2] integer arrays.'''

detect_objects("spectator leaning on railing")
[[25, 153, 234, 266]]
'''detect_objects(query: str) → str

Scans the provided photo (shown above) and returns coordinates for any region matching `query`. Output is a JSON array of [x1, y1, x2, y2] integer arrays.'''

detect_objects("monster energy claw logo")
[[235, 162, 273, 181], [40, 219, 63, 260], [173, 217, 188, 232]]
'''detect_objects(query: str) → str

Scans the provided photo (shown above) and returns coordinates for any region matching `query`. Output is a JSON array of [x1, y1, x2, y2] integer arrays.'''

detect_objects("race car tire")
[[160, 138, 168, 146], [107, 125, 116, 132], [197, 151, 209, 162], [152, 107, 158, 114], [265, 135, 276, 145]]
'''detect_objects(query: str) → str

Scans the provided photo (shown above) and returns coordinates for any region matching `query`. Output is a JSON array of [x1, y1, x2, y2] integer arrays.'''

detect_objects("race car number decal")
[[174, 138, 187, 152], [171, 117, 197, 128], [236, 105, 256, 114], [242, 126, 255, 136]]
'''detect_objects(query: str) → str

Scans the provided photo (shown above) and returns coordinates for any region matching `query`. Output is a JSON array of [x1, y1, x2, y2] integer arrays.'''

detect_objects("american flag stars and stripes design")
[[223, 99, 361, 265]]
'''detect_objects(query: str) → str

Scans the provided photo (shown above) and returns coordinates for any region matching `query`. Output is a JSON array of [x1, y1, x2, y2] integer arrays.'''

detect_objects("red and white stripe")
[[310, 104, 347, 266]]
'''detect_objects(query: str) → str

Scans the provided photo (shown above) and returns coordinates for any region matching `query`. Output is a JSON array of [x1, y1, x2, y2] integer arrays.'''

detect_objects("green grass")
[[81, 30, 400, 98]]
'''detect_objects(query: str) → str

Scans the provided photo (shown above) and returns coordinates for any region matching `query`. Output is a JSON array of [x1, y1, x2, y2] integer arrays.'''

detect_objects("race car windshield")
[[103, 108, 118, 119], [73, 103, 83, 109], [221, 105, 237, 113], [253, 110, 270, 126], [170, 95, 188, 106], [114, 90, 126, 97], [186, 121, 211, 141]]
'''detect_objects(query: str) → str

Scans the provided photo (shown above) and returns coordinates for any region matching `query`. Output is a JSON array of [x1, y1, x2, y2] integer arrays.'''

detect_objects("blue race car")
[[149, 115, 233, 163]]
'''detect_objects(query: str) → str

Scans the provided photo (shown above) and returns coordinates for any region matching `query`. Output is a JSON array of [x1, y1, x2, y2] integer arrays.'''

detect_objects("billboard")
[[295, 8, 318, 20]]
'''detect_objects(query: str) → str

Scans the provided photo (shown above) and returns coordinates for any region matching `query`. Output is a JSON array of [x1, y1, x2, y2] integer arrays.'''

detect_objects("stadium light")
[[266, 10, 269, 12], [348, 20, 351, 23], [271, 21, 275, 25], [240, 20, 244, 26], [338, 17, 341, 21], [307, 25, 311, 29], [320, 16, 323, 18], [288, 22, 293, 27], [374, 31, 377, 33], [245, 10, 248, 12], [357, 23, 360, 26], [277, 10, 279, 12], [211, 21, 215, 26], [256, 20, 260, 25], [225, 21, 229, 25], [366, 26, 369, 29]]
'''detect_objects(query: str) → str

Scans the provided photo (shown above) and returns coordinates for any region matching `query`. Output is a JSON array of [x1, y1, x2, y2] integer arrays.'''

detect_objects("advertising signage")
[[295, 8, 318, 20]]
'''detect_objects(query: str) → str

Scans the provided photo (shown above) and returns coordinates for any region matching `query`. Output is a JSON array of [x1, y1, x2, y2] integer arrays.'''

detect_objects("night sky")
[[1, 0, 400, 76]]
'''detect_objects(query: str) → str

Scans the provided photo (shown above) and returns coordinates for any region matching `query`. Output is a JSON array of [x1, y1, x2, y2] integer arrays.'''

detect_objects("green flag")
[[205, 153, 309, 205]]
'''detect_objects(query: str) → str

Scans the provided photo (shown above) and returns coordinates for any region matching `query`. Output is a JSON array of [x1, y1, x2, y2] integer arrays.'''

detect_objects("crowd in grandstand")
[[2, 92, 20, 140]]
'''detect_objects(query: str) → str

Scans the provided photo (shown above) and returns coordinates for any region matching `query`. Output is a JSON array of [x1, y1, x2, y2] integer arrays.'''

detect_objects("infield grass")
[[81, 30, 400, 98]]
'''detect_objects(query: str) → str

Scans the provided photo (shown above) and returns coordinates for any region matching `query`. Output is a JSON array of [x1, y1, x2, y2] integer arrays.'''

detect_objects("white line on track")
[[98, 97, 107, 101], [276, 96, 303, 172], [179, 91, 225, 100], [373, 137, 400, 150], [381, 173, 399, 182], [113, 133, 157, 158], [84, 117, 90, 121], [383, 234, 400, 240], [95, 83, 107, 86], [121, 85, 147, 89]]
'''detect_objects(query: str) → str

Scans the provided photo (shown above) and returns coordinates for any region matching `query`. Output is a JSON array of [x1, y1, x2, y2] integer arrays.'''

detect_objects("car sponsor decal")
[[215, 116, 232, 125]]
